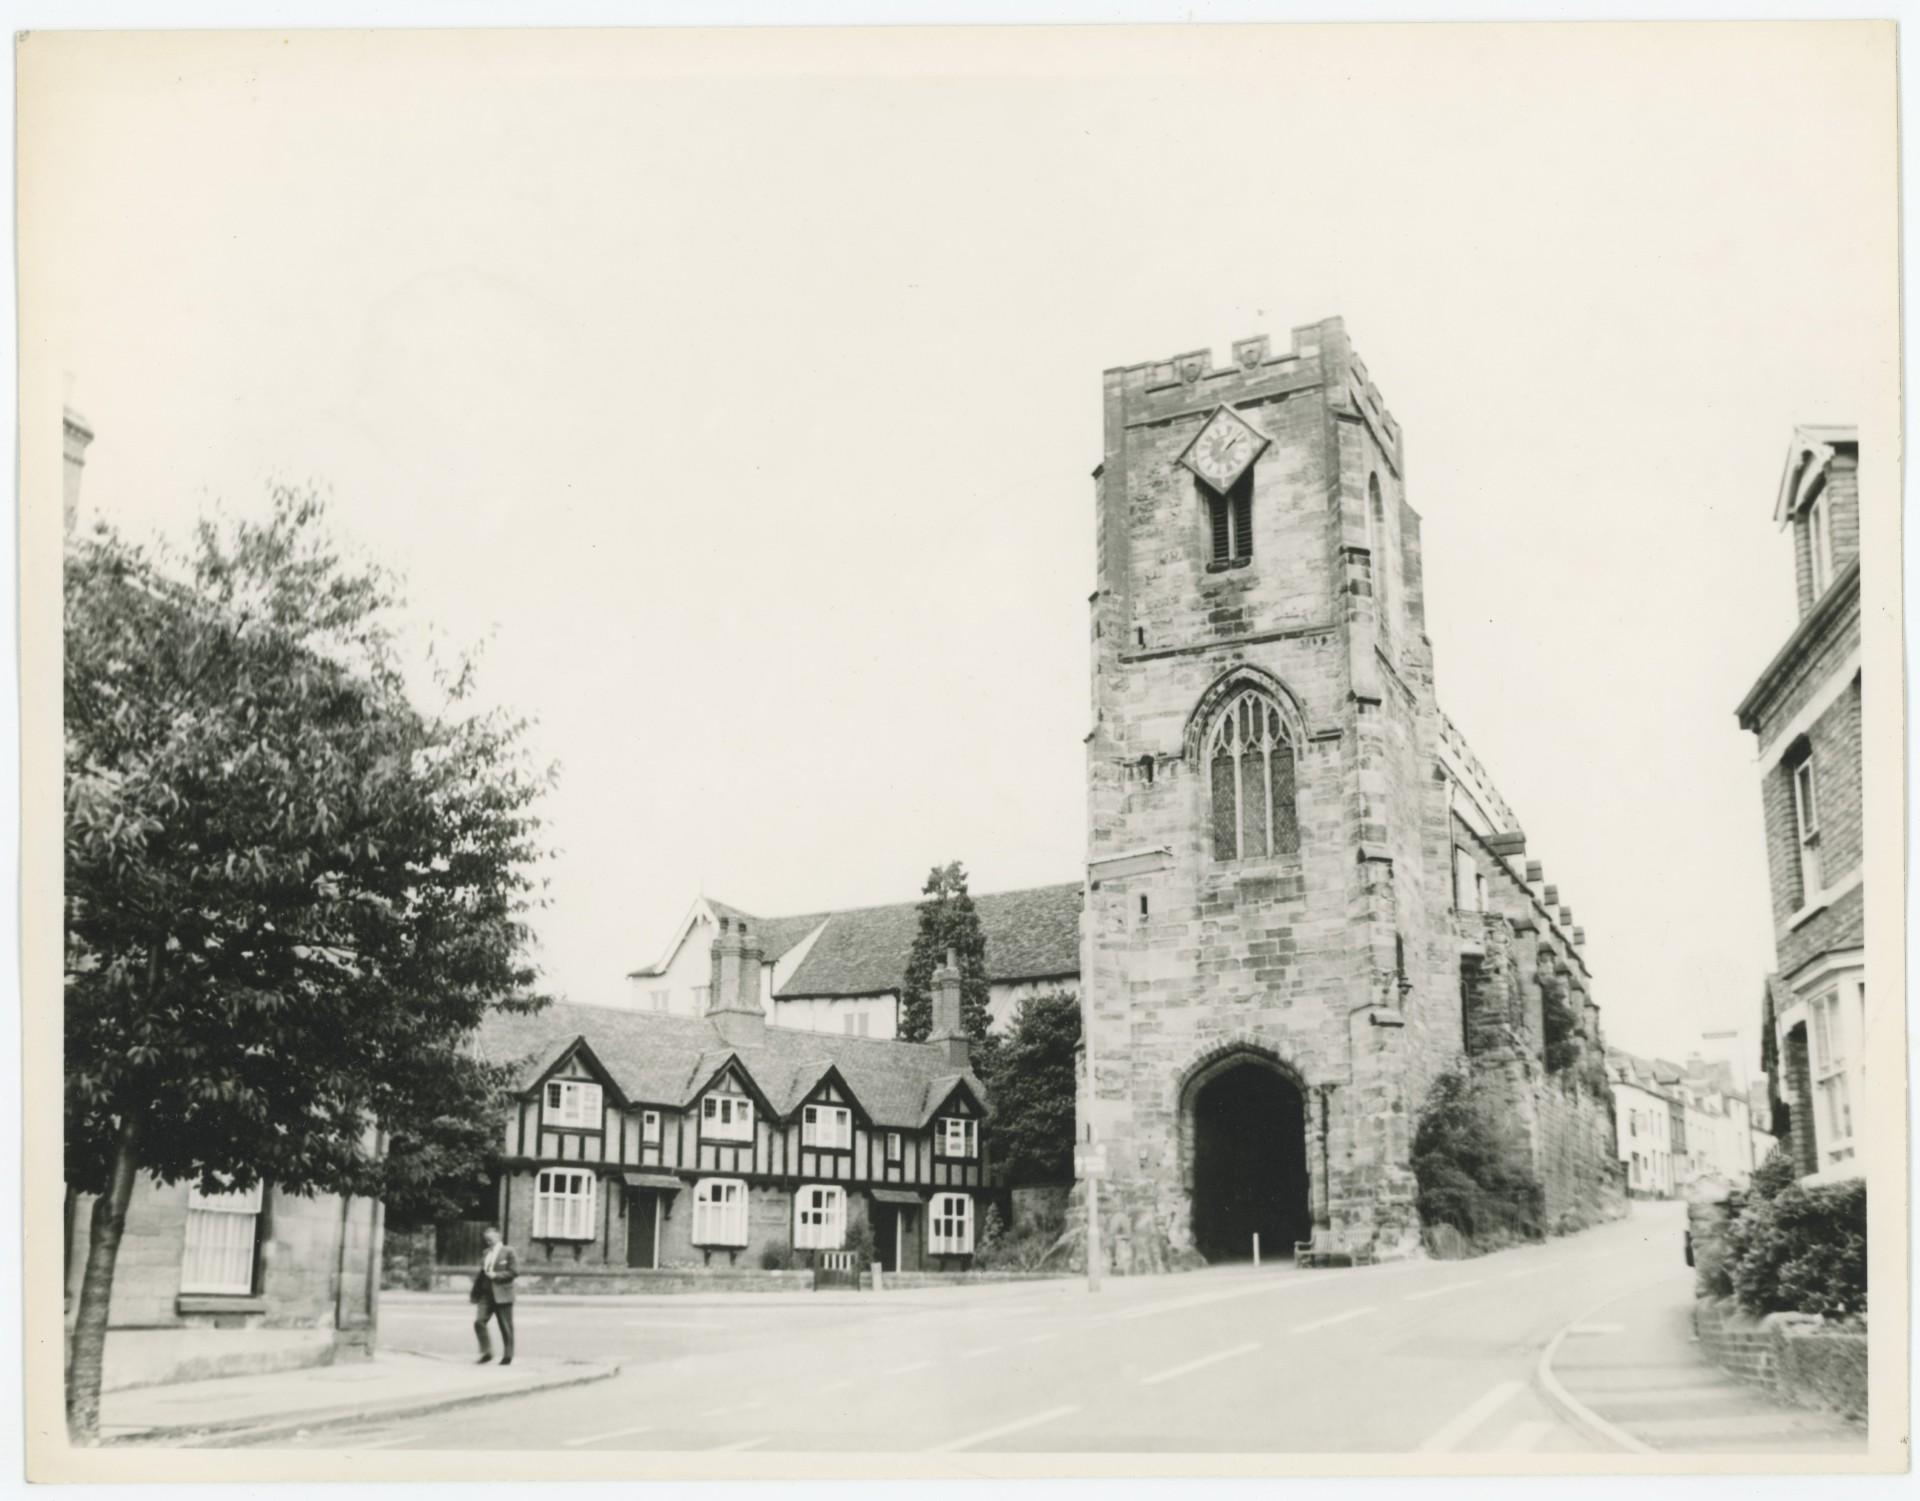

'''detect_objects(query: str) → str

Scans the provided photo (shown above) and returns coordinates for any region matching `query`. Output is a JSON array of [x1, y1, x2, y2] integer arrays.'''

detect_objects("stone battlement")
[[1106, 318, 1403, 456]]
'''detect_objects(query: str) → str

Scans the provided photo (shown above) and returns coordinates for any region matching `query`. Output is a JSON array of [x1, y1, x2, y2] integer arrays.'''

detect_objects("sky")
[[25, 23, 1899, 1071]]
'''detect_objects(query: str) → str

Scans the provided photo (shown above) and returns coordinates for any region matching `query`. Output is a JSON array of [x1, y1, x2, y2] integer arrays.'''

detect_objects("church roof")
[[773, 882, 1083, 999], [475, 998, 987, 1129]]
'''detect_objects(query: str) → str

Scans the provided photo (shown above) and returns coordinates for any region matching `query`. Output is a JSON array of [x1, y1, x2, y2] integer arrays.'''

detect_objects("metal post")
[[1087, 1164, 1102, 1294], [1253, 1232, 1261, 1268]]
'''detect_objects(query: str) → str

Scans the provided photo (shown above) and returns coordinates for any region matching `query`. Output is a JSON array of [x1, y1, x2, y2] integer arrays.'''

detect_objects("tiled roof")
[[475, 999, 986, 1130], [774, 882, 1083, 999], [706, 900, 828, 965]]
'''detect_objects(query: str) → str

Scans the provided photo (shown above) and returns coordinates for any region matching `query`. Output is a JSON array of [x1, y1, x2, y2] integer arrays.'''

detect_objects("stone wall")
[[1693, 1296, 1867, 1425]]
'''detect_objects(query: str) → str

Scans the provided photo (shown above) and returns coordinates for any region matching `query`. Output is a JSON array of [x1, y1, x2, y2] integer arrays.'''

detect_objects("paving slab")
[[1545, 1271, 1866, 1455], [98, 1349, 618, 1447]]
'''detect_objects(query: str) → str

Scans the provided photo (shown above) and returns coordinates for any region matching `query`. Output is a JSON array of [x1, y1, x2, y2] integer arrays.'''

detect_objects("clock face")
[[1180, 406, 1267, 491]]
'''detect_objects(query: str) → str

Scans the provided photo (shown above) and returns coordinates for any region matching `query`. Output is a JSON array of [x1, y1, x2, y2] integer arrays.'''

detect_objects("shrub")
[[844, 1217, 876, 1267], [1747, 1144, 1798, 1202], [1541, 991, 1581, 1075], [759, 1244, 794, 1272], [1725, 1177, 1866, 1321], [973, 1202, 1068, 1273], [1412, 1071, 1544, 1248]]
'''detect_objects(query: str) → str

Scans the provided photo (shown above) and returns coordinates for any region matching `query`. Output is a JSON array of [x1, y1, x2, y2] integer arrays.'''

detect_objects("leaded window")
[[1206, 688, 1300, 861]]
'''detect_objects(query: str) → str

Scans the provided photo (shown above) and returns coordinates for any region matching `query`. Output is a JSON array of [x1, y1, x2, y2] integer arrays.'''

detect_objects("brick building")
[[1737, 426, 1864, 1184], [470, 920, 993, 1278], [1077, 320, 1622, 1268], [623, 885, 1080, 1039]]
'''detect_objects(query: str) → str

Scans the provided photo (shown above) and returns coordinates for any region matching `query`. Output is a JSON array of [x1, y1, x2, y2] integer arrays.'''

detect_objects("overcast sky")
[[28, 24, 1897, 1071]]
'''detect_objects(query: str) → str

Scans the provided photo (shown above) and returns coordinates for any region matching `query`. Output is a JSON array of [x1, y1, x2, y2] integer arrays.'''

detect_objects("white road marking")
[[1405, 1279, 1485, 1302], [960, 1345, 1005, 1360], [706, 1435, 770, 1452], [1139, 1340, 1261, 1387], [1416, 1380, 1524, 1453], [1115, 1261, 1424, 1323], [1291, 1305, 1377, 1334], [1499, 1420, 1553, 1452], [563, 1424, 655, 1447], [1568, 1322, 1625, 1336], [928, 1404, 1082, 1453], [884, 1360, 933, 1375], [695, 1400, 764, 1419]]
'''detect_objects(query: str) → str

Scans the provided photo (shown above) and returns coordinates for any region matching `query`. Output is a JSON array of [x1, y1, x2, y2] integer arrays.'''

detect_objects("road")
[[295, 1201, 1703, 1454]]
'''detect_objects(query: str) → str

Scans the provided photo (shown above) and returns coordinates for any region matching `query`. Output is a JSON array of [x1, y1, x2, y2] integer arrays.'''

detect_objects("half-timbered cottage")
[[477, 919, 992, 1275]]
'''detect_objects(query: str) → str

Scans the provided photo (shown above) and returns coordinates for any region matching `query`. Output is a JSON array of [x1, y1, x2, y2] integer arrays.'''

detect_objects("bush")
[[759, 1244, 795, 1272], [1748, 1144, 1798, 1202], [844, 1217, 876, 1267], [1725, 1177, 1866, 1321], [1412, 1071, 1544, 1249], [973, 1202, 1068, 1273]]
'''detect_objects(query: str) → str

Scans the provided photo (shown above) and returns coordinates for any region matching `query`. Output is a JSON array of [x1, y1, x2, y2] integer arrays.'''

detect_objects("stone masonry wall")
[[1080, 321, 1620, 1268]]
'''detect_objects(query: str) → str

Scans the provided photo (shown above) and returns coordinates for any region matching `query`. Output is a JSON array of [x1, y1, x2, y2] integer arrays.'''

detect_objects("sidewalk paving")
[[99, 1348, 619, 1447], [1544, 1269, 1866, 1455]]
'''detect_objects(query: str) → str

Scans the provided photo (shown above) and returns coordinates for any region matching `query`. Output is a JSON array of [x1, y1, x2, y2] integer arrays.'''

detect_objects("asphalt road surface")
[[293, 1201, 1702, 1454]]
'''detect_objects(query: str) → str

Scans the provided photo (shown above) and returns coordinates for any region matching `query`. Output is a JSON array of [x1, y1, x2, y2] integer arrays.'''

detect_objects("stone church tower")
[[1081, 318, 1493, 1266]]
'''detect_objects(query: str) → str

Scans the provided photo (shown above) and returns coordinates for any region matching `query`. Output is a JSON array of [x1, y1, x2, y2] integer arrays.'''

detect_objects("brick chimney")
[[706, 917, 766, 1047], [929, 947, 970, 1068]]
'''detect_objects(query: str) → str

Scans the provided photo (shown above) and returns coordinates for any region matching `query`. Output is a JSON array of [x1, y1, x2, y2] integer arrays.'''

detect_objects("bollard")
[[1252, 1233, 1261, 1267], [870, 1261, 884, 1294]]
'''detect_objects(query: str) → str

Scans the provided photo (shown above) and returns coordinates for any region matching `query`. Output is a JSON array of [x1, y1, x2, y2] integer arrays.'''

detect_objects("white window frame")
[[701, 1093, 754, 1142], [802, 1104, 853, 1150], [692, 1178, 749, 1246], [929, 1192, 974, 1255], [793, 1185, 848, 1250], [641, 1110, 662, 1146], [181, 1180, 264, 1295], [1808, 987, 1855, 1163], [691, 985, 711, 1012], [842, 1012, 871, 1037], [938, 1116, 978, 1159], [1809, 490, 1833, 595], [532, 1167, 598, 1240], [884, 1131, 903, 1163], [1792, 754, 1822, 898], [544, 1079, 604, 1130], [648, 988, 670, 1012]]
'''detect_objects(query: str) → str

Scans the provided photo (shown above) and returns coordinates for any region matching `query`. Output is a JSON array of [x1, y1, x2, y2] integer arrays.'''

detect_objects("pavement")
[[99, 1349, 619, 1447], [1542, 1260, 1866, 1455], [104, 1200, 1869, 1457]]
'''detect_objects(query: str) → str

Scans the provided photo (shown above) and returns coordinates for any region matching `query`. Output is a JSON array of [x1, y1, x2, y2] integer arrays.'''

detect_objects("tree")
[[898, 862, 991, 1055], [63, 490, 551, 1439], [985, 991, 1081, 1185]]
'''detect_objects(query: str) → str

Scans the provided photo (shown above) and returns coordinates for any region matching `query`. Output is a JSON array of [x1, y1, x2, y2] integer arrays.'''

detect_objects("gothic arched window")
[[1206, 688, 1300, 861]]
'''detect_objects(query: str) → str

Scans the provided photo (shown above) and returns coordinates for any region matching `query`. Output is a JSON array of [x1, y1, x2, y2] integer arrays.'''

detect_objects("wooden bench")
[[1295, 1228, 1377, 1269]]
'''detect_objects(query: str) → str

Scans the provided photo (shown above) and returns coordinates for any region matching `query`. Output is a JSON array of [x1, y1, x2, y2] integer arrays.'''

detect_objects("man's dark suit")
[[471, 1242, 519, 1363]]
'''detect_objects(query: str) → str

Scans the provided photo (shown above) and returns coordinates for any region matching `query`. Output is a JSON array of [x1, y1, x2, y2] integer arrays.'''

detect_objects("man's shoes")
[[500, 1358, 513, 1367], [476, 1353, 493, 1364]]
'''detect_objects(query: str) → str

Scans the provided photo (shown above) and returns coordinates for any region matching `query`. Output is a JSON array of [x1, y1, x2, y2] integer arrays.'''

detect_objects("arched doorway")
[[1187, 1056, 1312, 1262]]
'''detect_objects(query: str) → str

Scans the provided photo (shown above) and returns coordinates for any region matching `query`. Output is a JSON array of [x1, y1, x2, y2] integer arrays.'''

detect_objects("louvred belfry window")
[[1207, 688, 1300, 861], [1206, 473, 1254, 564]]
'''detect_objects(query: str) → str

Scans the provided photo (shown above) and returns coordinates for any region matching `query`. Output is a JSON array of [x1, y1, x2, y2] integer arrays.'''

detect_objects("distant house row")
[[622, 883, 1082, 1039], [475, 919, 994, 1274], [1606, 1048, 1771, 1198]]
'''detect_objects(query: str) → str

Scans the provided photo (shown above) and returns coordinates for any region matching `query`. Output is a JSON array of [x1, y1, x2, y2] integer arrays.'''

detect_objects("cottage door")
[[626, 1189, 659, 1269]]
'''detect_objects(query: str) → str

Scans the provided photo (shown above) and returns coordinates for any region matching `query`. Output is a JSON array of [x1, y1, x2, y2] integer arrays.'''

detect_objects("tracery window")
[[1206, 688, 1300, 861]]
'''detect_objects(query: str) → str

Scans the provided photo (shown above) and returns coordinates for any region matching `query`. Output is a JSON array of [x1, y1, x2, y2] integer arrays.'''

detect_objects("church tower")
[[1080, 318, 1461, 1266]]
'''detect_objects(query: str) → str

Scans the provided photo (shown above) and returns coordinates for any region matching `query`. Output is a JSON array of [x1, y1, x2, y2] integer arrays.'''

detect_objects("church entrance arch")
[[1181, 1049, 1313, 1263]]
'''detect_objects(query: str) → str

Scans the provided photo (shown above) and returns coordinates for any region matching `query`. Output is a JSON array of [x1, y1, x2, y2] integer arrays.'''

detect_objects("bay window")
[[544, 1079, 603, 1129], [802, 1105, 852, 1150], [793, 1185, 847, 1250], [929, 1193, 974, 1255], [701, 1094, 754, 1142], [693, 1178, 748, 1246], [533, 1167, 598, 1240]]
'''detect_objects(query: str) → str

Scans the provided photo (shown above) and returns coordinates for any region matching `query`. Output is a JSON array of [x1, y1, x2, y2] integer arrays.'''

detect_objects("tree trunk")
[[66, 1113, 140, 1444]]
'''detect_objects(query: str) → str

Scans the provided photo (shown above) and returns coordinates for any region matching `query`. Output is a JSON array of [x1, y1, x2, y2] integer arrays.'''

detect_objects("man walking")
[[471, 1224, 518, 1365]]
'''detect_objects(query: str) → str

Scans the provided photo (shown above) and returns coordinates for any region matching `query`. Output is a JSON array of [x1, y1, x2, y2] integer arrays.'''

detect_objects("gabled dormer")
[[1774, 425, 1860, 619], [693, 1059, 768, 1145], [532, 1039, 625, 1134], [927, 1079, 987, 1163], [795, 1068, 868, 1153]]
